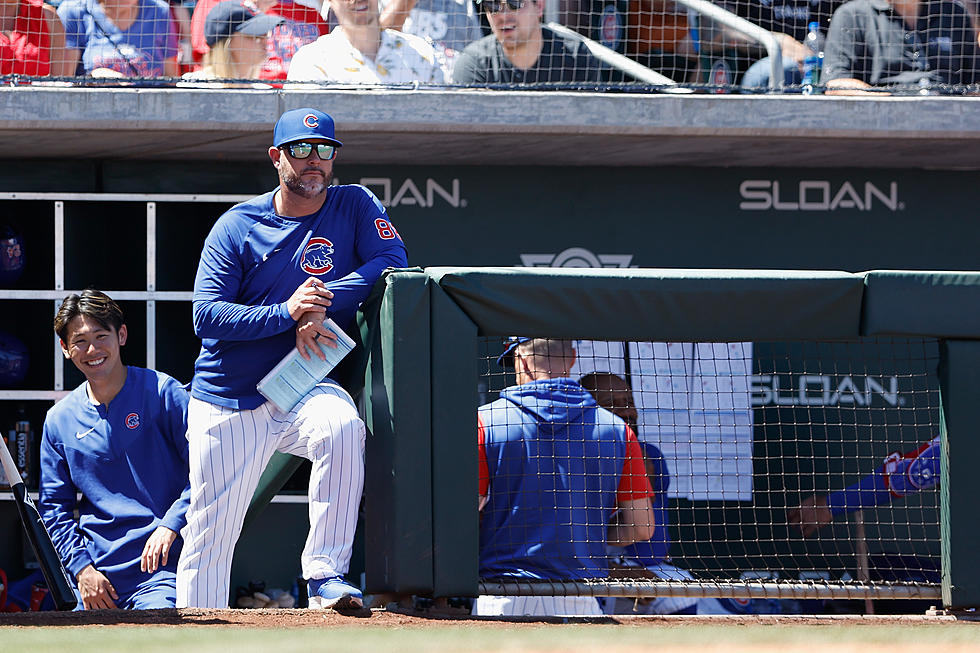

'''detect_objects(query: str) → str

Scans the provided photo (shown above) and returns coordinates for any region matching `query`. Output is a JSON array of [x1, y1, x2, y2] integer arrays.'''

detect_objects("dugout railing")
[[358, 267, 980, 610], [671, 0, 783, 90]]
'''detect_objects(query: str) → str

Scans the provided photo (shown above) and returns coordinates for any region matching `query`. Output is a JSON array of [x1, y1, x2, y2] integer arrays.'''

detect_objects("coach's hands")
[[787, 494, 834, 537], [141, 526, 177, 574], [77, 564, 118, 609], [296, 310, 338, 361], [286, 278, 333, 321]]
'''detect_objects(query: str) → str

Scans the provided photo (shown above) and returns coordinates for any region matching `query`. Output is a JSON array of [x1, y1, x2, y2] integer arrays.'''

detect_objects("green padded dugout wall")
[[427, 267, 866, 341], [358, 272, 481, 596], [937, 341, 980, 609], [429, 282, 479, 596], [336, 268, 980, 605], [416, 267, 868, 598], [361, 271, 479, 596], [360, 269, 434, 594], [862, 271, 980, 337], [862, 271, 980, 609]]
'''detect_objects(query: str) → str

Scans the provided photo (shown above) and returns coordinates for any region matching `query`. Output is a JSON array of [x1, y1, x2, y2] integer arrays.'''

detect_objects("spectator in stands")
[[378, 0, 482, 74], [788, 435, 940, 536], [182, 1, 283, 83], [475, 338, 655, 617], [1, 0, 73, 76], [189, 0, 243, 63], [822, 0, 979, 94], [623, 0, 696, 82], [169, 0, 193, 72], [286, 0, 448, 82], [263, 0, 331, 78], [452, 0, 602, 83], [698, 0, 842, 89], [57, 0, 179, 77], [190, 0, 328, 80]]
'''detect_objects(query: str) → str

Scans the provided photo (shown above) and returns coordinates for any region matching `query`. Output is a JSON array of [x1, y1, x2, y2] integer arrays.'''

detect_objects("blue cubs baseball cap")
[[273, 108, 344, 148], [496, 336, 531, 367]]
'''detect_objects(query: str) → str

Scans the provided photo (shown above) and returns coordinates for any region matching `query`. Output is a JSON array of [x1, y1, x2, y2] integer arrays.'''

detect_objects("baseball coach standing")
[[176, 108, 408, 610]]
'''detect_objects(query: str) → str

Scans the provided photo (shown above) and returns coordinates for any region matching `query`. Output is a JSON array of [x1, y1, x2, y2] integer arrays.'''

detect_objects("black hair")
[[53, 288, 125, 343]]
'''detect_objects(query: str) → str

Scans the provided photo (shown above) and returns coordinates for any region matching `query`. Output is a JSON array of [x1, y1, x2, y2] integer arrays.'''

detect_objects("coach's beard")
[[283, 168, 327, 199]]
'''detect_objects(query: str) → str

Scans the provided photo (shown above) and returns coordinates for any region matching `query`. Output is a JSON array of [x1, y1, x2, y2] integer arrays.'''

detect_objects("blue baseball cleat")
[[307, 576, 363, 610]]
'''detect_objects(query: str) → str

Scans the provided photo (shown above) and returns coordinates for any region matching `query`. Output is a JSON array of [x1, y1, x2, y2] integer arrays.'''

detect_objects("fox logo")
[[301, 237, 334, 275]]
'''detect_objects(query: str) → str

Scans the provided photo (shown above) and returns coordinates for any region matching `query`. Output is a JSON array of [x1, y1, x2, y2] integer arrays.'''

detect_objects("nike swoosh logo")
[[262, 248, 283, 262], [76, 426, 97, 439]]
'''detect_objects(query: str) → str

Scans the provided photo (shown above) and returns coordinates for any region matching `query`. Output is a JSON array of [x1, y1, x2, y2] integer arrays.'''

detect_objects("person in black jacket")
[[823, 0, 980, 94], [452, 0, 602, 83]]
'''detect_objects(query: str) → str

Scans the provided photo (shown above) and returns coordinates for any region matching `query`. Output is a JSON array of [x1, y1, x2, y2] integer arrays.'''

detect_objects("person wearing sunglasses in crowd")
[[176, 107, 407, 611], [285, 0, 448, 83], [451, 0, 602, 84]]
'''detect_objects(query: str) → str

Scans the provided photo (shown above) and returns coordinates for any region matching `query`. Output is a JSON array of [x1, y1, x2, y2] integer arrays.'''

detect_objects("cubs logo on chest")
[[301, 237, 334, 275], [125, 413, 140, 429]]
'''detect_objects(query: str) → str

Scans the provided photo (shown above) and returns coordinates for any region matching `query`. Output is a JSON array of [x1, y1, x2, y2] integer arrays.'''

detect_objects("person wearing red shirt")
[[0, 0, 72, 76]]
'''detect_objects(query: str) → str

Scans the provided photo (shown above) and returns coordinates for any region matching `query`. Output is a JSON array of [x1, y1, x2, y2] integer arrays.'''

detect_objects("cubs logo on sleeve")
[[301, 237, 334, 275]]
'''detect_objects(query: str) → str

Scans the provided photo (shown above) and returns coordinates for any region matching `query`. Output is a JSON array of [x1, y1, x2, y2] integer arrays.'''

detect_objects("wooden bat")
[[853, 509, 875, 615], [0, 440, 77, 611]]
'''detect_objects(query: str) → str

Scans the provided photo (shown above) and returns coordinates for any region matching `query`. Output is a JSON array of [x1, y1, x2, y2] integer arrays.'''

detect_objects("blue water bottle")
[[801, 21, 824, 94]]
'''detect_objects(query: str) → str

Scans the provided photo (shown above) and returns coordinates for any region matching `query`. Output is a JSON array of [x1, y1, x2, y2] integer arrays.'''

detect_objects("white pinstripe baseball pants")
[[175, 382, 365, 609], [473, 595, 603, 617]]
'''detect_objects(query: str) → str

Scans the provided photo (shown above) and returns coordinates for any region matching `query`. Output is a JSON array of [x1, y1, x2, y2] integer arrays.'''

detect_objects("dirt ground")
[[0, 606, 976, 629]]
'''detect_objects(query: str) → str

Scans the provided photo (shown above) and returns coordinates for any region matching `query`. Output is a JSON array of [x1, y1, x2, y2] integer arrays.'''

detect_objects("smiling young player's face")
[[61, 314, 128, 385]]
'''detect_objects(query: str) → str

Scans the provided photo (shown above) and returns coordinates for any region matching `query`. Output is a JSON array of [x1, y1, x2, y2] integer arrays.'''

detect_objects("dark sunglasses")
[[481, 0, 527, 12], [282, 142, 337, 160]]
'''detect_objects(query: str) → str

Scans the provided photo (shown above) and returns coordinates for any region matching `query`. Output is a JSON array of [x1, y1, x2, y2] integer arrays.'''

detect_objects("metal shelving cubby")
[[0, 192, 251, 499]]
